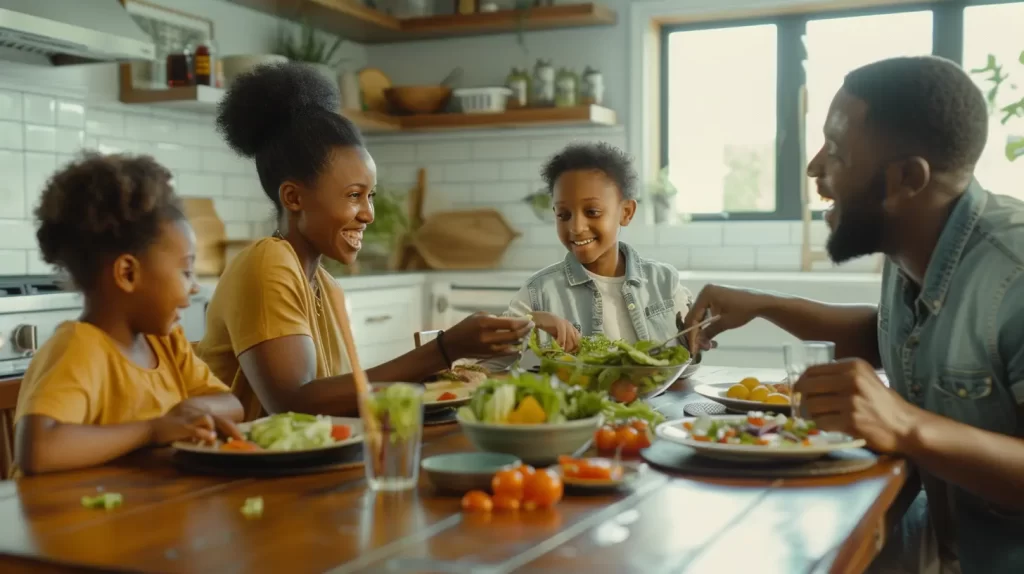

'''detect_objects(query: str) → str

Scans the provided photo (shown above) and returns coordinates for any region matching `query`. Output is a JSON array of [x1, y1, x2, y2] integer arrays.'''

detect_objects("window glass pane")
[[804, 11, 934, 211], [964, 2, 1024, 198], [665, 24, 777, 214]]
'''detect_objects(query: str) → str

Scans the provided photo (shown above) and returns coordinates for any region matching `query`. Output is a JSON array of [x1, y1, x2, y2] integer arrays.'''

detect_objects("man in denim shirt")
[[683, 56, 1023, 574]]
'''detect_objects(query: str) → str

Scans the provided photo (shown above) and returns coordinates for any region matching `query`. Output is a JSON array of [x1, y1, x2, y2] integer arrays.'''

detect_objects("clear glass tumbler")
[[363, 382, 424, 492], [782, 341, 835, 418]]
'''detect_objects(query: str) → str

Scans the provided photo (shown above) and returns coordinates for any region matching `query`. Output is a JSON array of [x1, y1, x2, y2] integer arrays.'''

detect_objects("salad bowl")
[[458, 414, 603, 466]]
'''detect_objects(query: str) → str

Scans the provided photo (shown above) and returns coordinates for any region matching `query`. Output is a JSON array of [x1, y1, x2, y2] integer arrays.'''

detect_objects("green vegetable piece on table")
[[248, 412, 336, 451], [241, 496, 264, 519], [81, 492, 122, 510]]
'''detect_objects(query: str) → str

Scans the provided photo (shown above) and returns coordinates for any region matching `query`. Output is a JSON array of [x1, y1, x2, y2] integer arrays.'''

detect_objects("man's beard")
[[826, 171, 887, 264]]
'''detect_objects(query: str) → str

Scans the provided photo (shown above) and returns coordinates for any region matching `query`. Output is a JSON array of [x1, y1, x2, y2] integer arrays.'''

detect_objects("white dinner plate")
[[693, 382, 793, 415], [172, 415, 363, 457], [422, 384, 473, 412], [655, 415, 866, 462]]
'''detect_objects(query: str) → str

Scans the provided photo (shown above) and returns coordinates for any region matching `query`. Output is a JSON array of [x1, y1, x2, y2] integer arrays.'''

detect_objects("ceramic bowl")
[[420, 452, 521, 493], [458, 415, 603, 465]]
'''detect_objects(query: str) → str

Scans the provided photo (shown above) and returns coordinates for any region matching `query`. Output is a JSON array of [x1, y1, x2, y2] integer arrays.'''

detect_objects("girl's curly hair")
[[34, 152, 184, 290]]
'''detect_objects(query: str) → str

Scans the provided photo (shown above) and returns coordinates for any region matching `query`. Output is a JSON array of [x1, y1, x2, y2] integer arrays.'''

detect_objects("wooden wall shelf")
[[225, 1, 615, 43], [118, 84, 226, 112], [381, 105, 617, 133]]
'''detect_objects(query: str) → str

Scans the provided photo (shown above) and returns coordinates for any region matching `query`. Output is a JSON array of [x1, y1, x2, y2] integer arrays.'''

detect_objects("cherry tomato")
[[330, 425, 352, 441], [559, 456, 616, 480], [220, 439, 261, 452], [461, 490, 493, 512], [609, 380, 638, 403], [630, 419, 649, 433], [615, 426, 641, 455], [523, 468, 563, 509], [683, 421, 694, 431], [492, 468, 524, 500], [492, 493, 521, 512], [517, 464, 536, 481], [635, 431, 652, 450], [594, 425, 618, 452], [437, 391, 457, 401]]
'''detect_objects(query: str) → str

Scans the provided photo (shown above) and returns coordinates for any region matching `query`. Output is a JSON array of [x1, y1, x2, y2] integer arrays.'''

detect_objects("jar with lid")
[[165, 30, 193, 87], [192, 37, 217, 86], [554, 68, 578, 107], [531, 59, 554, 107], [581, 66, 604, 105], [505, 68, 529, 109]]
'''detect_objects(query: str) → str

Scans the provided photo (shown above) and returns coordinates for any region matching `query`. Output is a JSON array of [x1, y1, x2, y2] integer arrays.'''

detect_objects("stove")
[[0, 276, 210, 379]]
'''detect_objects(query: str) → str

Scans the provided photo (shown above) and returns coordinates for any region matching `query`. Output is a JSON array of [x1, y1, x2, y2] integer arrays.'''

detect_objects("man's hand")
[[681, 284, 767, 351], [796, 358, 915, 453], [531, 311, 580, 353]]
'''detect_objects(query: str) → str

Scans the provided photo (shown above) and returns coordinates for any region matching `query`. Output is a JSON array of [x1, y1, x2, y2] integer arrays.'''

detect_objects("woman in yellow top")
[[198, 63, 532, 420], [14, 153, 244, 476]]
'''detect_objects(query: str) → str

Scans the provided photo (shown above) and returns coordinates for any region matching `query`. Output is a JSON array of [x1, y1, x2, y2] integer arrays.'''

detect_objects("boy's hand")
[[148, 411, 217, 446], [531, 311, 580, 353]]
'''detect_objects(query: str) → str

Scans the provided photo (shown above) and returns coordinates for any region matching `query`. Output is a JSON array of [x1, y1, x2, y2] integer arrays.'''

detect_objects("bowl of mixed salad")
[[456, 371, 664, 465], [533, 332, 692, 402]]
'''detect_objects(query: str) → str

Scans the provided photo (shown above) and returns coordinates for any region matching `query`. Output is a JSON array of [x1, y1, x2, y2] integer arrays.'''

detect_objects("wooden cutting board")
[[410, 208, 520, 269], [182, 198, 226, 277]]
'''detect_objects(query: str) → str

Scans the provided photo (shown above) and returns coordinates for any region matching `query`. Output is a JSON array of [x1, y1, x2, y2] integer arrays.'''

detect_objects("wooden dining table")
[[0, 366, 911, 574]]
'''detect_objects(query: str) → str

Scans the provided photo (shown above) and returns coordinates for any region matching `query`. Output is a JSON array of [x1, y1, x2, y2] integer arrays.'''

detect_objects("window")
[[803, 12, 934, 211], [664, 24, 778, 215], [964, 2, 1024, 198], [660, 1, 1023, 220]]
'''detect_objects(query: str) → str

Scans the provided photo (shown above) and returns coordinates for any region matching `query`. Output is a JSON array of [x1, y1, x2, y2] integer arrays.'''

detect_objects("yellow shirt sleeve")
[[14, 324, 106, 425], [224, 243, 313, 355], [168, 325, 230, 397]]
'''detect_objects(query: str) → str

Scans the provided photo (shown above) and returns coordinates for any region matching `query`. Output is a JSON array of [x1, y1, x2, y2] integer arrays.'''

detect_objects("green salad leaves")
[[456, 371, 664, 427], [248, 413, 336, 451]]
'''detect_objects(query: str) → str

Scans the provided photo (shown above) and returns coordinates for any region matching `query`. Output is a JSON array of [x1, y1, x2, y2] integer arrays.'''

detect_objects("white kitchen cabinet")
[[345, 285, 424, 367]]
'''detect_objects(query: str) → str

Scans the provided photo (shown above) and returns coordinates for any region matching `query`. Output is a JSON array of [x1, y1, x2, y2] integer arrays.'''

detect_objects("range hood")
[[0, 0, 155, 65]]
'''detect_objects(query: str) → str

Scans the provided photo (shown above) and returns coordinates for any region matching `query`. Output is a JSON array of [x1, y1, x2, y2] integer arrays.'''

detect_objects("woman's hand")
[[531, 311, 580, 353], [442, 312, 534, 359]]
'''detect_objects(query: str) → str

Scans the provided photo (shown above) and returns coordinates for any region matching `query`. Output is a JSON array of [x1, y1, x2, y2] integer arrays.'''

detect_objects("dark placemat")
[[683, 401, 727, 416], [424, 408, 458, 426], [640, 441, 878, 478], [172, 445, 364, 477]]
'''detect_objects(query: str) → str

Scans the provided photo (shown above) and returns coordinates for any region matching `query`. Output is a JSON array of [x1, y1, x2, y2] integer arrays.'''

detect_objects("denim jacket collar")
[[914, 179, 987, 315], [562, 242, 646, 287]]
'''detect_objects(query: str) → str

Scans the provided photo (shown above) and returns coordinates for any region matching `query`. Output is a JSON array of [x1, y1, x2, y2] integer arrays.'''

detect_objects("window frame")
[[657, 0, 1016, 221]]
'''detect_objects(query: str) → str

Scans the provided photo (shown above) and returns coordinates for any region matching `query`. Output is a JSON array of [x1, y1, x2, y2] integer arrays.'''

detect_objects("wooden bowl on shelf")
[[384, 86, 452, 115]]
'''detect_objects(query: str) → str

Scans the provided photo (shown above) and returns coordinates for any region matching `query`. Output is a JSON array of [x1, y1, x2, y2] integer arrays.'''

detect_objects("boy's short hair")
[[34, 152, 184, 291], [540, 142, 639, 200]]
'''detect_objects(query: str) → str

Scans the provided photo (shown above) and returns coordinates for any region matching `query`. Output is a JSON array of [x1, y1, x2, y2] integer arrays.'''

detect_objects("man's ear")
[[896, 156, 931, 196]]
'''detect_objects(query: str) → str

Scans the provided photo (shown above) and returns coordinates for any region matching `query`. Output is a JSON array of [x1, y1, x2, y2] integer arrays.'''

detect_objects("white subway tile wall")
[[0, 87, 266, 276], [364, 127, 881, 274]]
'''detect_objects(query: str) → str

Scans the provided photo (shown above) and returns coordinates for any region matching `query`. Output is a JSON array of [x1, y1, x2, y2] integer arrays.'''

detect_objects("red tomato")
[[609, 380, 638, 403], [559, 456, 616, 480], [630, 419, 649, 433], [492, 493, 521, 512], [523, 469, 563, 509], [594, 425, 618, 452], [437, 392, 457, 401], [331, 425, 352, 441], [615, 426, 641, 455], [492, 469, 524, 500], [635, 431, 652, 450], [461, 490, 493, 512]]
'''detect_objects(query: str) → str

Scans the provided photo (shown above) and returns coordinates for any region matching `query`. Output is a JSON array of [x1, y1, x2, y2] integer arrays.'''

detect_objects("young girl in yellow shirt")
[[13, 153, 244, 476]]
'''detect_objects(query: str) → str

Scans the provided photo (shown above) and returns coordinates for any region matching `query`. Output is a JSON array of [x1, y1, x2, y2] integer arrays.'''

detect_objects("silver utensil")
[[649, 314, 721, 356]]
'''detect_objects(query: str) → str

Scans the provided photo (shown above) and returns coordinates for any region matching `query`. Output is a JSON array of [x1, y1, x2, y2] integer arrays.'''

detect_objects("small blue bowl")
[[420, 452, 521, 494]]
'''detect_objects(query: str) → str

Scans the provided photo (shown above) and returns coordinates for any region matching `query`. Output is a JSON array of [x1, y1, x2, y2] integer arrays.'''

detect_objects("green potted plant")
[[523, 188, 552, 221], [647, 166, 681, 224], [276, 18, 345, 88], [971, 51, 1024, 162]]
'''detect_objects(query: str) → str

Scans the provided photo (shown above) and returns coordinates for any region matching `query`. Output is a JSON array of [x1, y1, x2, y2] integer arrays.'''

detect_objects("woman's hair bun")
[[216, 62, 341, 158]]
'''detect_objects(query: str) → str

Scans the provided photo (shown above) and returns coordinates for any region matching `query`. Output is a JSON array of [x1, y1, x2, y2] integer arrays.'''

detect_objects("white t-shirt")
[[504, 272, 692, 343]]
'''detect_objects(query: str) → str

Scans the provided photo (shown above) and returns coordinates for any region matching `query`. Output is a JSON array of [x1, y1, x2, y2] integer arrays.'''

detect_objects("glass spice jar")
[[165, 33, 193, 87], [193, 42, 211, 86]]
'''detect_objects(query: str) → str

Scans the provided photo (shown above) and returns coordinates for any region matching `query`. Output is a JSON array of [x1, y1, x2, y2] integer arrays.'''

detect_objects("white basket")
[[453, 87, 513, 114]]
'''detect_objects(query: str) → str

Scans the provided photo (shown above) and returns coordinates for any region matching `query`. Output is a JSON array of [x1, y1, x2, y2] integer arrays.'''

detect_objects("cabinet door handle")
[[365, 314, 393, 324]]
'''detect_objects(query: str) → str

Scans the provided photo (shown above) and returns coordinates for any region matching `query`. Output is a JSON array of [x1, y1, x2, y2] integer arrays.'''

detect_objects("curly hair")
[[34, 152, 183, 290], [216, 62, 364, 213], [540, 142, 639, 200], [843, 55, 989, 172]]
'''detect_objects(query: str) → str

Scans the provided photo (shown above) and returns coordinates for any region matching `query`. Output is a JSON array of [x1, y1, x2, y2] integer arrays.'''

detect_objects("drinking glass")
[[363, 382, 424, 492], [782, 341, 835, 418]]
